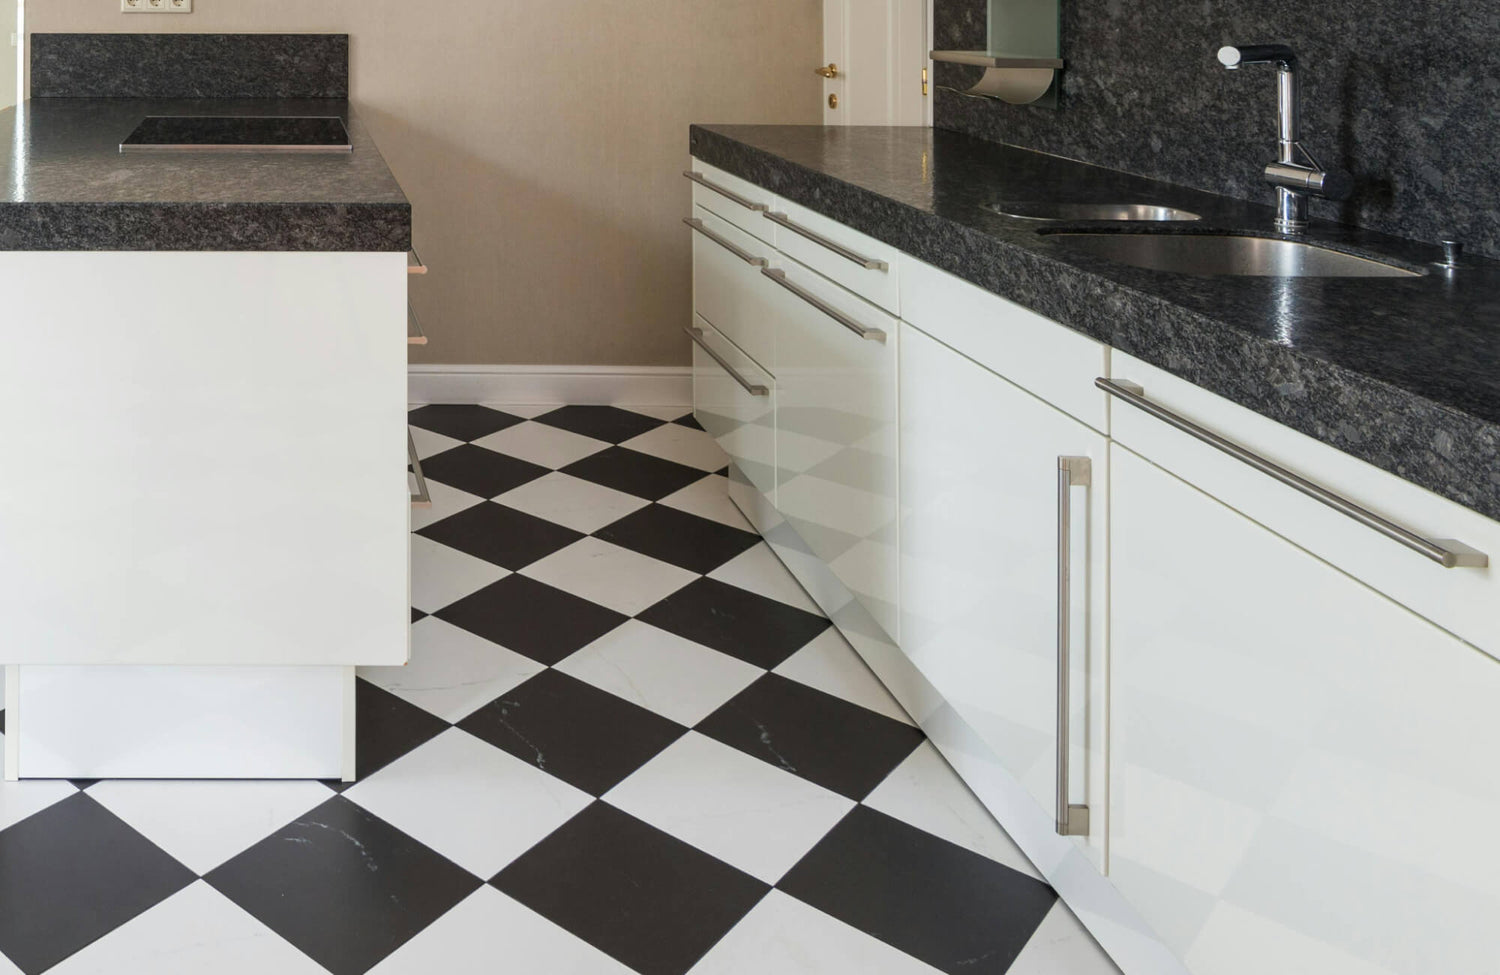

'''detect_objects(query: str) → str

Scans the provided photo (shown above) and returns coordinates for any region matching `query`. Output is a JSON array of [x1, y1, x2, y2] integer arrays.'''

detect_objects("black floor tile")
[[562, 447, 709, 501], [417, 502, 583, 571], [779, 806, 1056, 975], [418, 444, 550, 499], [457, 670, 685, 795], [637, 578, 829, 669], [206, 795, 481, 975], [697, 673, 923, 800], [492, 802, 768, 975], [534, 405, 666, 444], [327, 679, 449, 793], [408, 405, 525, 442], [594, 503, 761, 573], [436, 575, 627, 665], [0, 793, 195, 975], [672, 412, 704, 431]]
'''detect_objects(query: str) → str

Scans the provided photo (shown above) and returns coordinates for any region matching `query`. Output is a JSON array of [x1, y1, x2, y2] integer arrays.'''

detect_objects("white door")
[[821, 0, 928, 125], [898, 322, 1108, 867], [1109, 442, 1500, 975]]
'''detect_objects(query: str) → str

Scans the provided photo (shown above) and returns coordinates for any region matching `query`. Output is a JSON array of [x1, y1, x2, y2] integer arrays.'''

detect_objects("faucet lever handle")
[[1218, 44, 1297, 69]]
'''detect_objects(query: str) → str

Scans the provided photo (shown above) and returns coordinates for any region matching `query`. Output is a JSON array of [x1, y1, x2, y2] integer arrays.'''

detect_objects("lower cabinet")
[[898, 322, 1108, 868], [688, 315, 776, 510], [1110, 442, 1500, 975]]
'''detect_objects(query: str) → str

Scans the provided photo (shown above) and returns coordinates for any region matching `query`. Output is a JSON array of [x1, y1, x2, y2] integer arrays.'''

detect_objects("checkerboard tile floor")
[[0, 405, 1122, 975]]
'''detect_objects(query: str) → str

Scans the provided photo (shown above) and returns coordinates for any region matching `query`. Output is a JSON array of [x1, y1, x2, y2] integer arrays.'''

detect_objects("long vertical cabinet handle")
[[409, 430, 431, 507], [1056, 456, 1092, 837]]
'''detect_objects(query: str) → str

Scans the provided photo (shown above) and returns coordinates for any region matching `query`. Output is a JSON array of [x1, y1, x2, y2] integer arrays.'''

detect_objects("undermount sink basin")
[[991, 202, 1201, 222], [1043, 232, 1421, 278]]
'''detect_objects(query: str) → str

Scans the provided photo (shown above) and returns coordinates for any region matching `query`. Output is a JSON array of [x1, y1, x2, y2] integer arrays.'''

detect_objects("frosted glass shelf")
[[930, 51, 1063, 69]]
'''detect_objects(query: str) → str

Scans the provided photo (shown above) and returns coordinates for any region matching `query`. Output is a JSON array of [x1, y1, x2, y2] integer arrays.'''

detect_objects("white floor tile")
[[0, 757, 76, 832], [472, 421, 609, 470], [862, 741, 1041, 879], [359, 617, 544, 723], [688, 890, 941, 975], [658, 474, 753, 530], [48, 881, 327, 975], [345, 728, 592, 879], [555, 621, 762, 726], [0, 950, 21, 975], [494, 471, 649, 534], [370, 886, 634, 975], [410, 426, 463, 461], [773, 627, 913, 725], [605, 732, 853, 884], [410, 479, 485, 531], [707, 542, 821, 614], [1006, 900, 1122, 975], [86, 779, 333, 875], [620, 423, 728, 472], [410, 535, 509, 614], [520, 537, 696, 616]]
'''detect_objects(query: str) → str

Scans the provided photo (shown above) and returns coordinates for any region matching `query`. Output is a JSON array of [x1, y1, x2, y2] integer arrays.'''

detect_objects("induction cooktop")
[[120, 116, 353, 153]]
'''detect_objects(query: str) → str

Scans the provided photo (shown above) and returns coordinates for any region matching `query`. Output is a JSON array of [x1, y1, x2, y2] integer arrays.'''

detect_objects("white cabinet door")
[[689, 203, 778, 369], [1110, 443, 1500, 975], [690, 316, 776, 510], [899, 323, 1108, 866], [771, 258, 899, 637]]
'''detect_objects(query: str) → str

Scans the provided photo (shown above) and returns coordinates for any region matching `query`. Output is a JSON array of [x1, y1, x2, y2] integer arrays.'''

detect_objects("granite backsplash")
[[933, 0, 1500, 259]]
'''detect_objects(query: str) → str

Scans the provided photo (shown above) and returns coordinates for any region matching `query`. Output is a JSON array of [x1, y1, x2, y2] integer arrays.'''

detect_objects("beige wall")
[[2, 3, 16, 109], [26, 0, 821, 365]]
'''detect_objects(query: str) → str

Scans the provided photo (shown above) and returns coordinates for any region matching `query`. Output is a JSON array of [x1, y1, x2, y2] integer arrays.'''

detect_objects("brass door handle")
[[814, 63, 839, 79]]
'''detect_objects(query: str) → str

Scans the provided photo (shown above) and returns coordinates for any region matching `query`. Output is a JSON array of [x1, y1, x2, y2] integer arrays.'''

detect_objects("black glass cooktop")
[[120, 116, 352, 153]]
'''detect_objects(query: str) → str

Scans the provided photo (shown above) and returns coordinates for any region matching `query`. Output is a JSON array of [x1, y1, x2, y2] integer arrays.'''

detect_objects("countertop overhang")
[[0, 97, 410, 252], [690, 123, 1500, 522]]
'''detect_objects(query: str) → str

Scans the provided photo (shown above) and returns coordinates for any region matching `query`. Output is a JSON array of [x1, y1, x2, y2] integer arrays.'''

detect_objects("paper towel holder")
[[930, 51, 1063, 105]]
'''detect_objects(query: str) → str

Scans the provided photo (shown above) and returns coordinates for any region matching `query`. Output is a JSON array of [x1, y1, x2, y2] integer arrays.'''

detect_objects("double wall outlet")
[[121, 0, 192, 12]]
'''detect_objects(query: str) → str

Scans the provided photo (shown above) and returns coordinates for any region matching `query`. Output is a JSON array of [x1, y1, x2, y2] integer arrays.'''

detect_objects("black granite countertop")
[[0, 98, 410, 251], [690, 124, 1500, 522]]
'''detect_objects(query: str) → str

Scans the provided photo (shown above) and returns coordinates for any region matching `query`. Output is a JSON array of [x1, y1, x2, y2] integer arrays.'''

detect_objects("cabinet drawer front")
[[686, 160, 776, 245], [690, 316, 776, 505], [1109, 442, 1500, 975], [1108, 351, 1500, 657], [901, 257, 1108, 432], [689, 204, 777, 371], [771, 258, 899, 637], [765, 198, 900, 314]]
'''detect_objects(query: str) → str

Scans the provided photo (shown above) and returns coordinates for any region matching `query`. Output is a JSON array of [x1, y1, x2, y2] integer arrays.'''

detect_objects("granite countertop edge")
[[688, 124, 1500, 524]]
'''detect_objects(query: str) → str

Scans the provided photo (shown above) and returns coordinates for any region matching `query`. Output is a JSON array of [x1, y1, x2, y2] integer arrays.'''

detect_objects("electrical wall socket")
[[122, 0, 192, 12]]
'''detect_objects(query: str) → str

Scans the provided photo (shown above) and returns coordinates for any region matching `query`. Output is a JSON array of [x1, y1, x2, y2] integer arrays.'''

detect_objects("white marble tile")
[[48, 881, 328, 975], [707, 542, 821, 614], [605, 732, 853, 884], [494, 471, 649, 534], [658, 474, 752, 530], [773, 627, 912, 725], [520, 537, 696, 616], [620, 423, 728, 472], [409, 479, 484, 531], [688, 890, 942, 975], [0, 949, 21, 975], [0, 754, 76, 832], [1006, 899, 1122, 975], [86, 779, 333, 875], [359, 617, 544, 723], [369, 886, 634, 975], [409, 535, 509, 614], [556, 620, 762, 726], [862, 741, 1040, 879], [472, 421, 609, 470], [409, 426, 463, 461], [345, 728, 591, 879]]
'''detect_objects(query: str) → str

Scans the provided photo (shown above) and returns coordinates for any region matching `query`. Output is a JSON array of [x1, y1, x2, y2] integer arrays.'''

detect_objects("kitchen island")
[[0, 34, 411, 780]]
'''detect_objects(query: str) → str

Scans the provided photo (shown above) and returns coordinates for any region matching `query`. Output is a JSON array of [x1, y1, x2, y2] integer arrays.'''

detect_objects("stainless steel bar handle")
[[684, 326, 769, 396], [763, 211, 888, 270], [1096, 378, 1489, 569], [683, 171, 769, 212], [407, 249, 427, 275], [682, 217, 768, 267], [1056, 456, 1092, 838], [409, 429, 431, 507], [407, 303, 428, 346], [760, 268, 887, 343]]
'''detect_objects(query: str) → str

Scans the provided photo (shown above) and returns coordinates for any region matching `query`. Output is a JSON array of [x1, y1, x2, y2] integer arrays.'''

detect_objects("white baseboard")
[[408, 364, 691, 406]]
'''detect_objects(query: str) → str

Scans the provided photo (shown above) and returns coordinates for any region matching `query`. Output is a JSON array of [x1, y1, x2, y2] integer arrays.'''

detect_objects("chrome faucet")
[[1218, 44, 1353, 235]]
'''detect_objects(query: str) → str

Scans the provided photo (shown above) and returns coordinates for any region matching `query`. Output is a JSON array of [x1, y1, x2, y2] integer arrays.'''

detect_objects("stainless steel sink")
[[991, 202, 1201, 222], [1043, 232, 1420, 278]]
